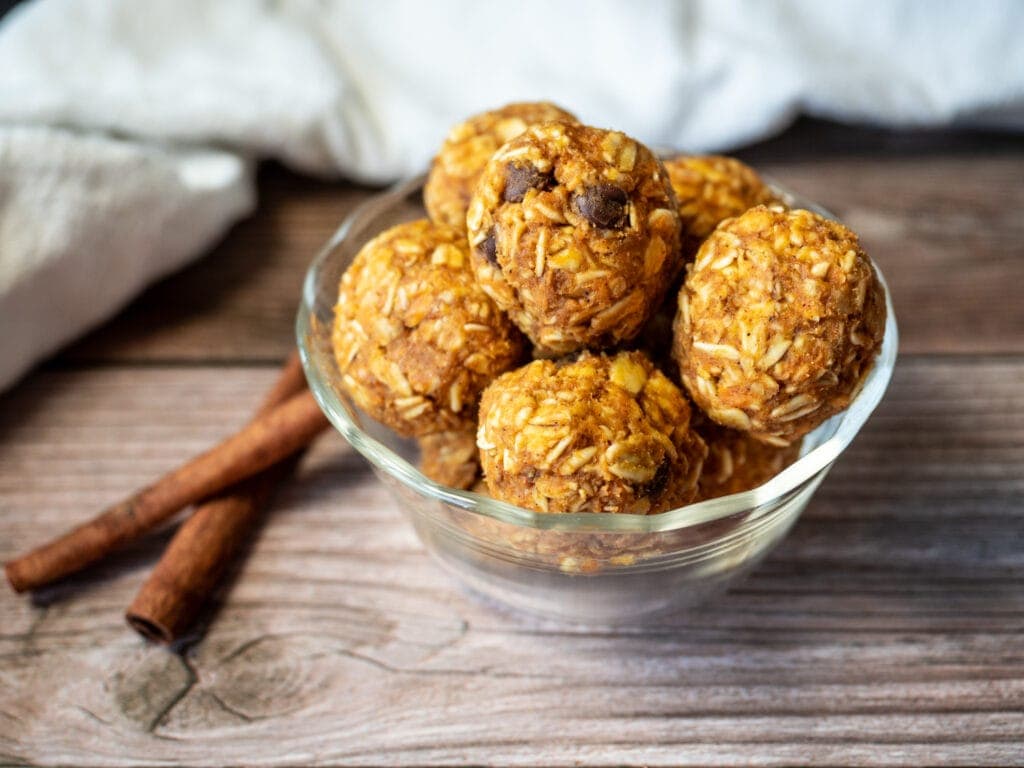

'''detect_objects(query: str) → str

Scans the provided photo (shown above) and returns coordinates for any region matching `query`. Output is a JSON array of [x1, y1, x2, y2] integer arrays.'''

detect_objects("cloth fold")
[[2, 0, 1023, 391]]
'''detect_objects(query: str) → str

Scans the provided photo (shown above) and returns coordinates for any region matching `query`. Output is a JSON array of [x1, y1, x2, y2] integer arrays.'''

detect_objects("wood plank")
[[754, 156, 1024, 357], [1, 358, 1021, 765], [737, 117, 1024, 163], [59, 124, 1024, 366]]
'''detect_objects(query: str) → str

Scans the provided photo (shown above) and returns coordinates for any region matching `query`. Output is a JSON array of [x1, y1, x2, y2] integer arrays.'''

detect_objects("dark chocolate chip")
[[503, 163, 550, 203], [574, 184, 628, 229], [641, 459, 671, 498], [479, 228, 498, 266]]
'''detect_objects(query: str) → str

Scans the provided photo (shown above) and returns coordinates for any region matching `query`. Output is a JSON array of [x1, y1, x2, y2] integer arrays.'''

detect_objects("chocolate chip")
[[479, 228, 498, 266], [574, 184, 628, 229], [503, 163, 550, 203], [641, 459, 671, 498]]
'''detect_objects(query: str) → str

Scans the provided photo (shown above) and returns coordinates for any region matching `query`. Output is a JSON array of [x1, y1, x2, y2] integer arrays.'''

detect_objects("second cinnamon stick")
[[125, 354, 308, 643]]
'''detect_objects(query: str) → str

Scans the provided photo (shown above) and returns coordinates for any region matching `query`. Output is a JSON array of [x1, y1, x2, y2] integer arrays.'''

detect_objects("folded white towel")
[[1, 0, 1022, 391]]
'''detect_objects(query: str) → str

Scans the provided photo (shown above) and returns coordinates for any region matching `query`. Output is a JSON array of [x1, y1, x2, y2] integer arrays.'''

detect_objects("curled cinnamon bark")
[[125, 353, 309, 643], [4, 366, 329, 594]]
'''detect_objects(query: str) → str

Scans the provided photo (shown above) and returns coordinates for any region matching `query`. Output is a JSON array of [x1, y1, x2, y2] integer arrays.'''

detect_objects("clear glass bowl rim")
[[296, 173, 899, 535]]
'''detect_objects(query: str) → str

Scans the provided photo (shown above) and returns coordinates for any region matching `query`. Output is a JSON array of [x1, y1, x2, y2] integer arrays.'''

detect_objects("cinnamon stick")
[[125, 353, 307, 643], [4, 383, 330, 593]]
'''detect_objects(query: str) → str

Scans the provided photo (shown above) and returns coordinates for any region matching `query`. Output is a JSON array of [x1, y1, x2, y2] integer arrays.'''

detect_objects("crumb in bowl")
[[418, 430, 480, 490], [693, 415, 802, 500], [457, 479, 747, 574]]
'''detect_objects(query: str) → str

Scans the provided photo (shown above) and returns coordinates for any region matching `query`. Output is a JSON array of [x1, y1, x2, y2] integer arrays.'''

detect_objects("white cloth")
[[1, 0, 1023, 391]]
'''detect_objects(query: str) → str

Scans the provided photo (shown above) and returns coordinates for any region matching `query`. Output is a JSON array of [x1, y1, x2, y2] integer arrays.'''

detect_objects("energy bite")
[[664, 155, 779, 260], [424, 102, 578, 231], [418, 430, 480, 490], [695, 416, 802, 500], [477, 351, 706, 514], [674, 206, 886, 445], [333, 219, 525, 437], [467, 122, 682, 356]]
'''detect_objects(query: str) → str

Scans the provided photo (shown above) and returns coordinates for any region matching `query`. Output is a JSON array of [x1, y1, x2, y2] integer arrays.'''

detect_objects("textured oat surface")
[[417, 429, 480, 490], [674, 205, 886, 445], [454, 478, 736, 574], [477, 351, 706, 514], [423, 102, 578, 232], [467, 122, 681, 355], [333, 219, 525, 437], [695, 416, 802, 500], [665, 154, 778, 260]]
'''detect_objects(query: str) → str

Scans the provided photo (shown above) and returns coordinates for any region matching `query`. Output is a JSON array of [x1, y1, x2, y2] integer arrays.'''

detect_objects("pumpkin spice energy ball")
[[467, 122, 682, 356], [424, 102, 578, 231], [477, 351, 706, 514], [333, 219, 525, 437], [674, 205, 886, 446], [664, 154, 779, 260]]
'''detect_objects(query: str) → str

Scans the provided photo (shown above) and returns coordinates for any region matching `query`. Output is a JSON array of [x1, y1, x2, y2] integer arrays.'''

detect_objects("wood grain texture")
[[3, 122, 1023, 766], [59, 125, 1024, 364], [1, 359, 1022, 766], [756, 155, 1024, 356]]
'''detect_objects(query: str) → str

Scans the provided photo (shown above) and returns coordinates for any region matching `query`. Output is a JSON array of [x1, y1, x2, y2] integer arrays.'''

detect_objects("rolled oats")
[[460, 479, 741, 574], [673, 206, 886, 444], [424, 102, 578, 232], [418, 429, 480, 490], [477, 351, 706, 514], [333, 219, 525, 437], [467, 122, 682, 356], [694, 414, 802, 501], [664, 154, 779, 260]]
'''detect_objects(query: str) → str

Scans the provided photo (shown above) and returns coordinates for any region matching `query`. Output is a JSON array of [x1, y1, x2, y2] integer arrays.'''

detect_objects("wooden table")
[[2, 121, 1022, 766]]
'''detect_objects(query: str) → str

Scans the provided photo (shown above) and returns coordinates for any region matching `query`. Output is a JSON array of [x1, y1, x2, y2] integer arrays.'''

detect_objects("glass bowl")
[[296, 174, 898, 623]]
